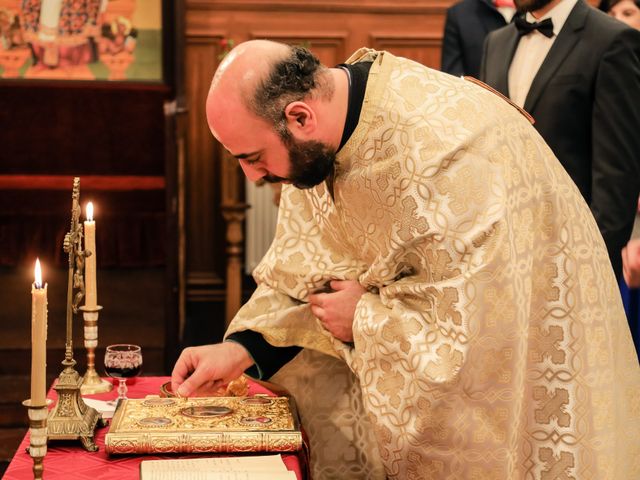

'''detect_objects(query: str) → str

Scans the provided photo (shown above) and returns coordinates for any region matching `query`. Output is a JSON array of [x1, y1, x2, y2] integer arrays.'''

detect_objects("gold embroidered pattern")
[[225, 49, 640, 479]]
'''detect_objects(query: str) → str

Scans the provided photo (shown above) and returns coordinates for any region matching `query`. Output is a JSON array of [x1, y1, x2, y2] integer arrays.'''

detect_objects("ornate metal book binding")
[[105, 395, 303, 454]]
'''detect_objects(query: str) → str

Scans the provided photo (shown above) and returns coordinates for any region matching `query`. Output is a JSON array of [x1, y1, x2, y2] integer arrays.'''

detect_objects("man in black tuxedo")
[[441, 0, 515, 77], [480, 0, 640, 279]]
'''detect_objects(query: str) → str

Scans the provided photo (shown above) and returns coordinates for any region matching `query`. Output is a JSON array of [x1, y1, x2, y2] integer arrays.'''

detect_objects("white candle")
[[84, 202, 98, 308], [31, 259, 48, 406], [38, 0, 63, 42]]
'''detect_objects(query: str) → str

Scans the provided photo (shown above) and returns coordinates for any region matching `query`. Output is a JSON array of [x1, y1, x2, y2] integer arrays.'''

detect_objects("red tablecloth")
[[3, 376, 304, 479]]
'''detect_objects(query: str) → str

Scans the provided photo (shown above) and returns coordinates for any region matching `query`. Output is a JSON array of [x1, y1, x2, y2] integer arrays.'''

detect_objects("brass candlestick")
[[47, 177, 105, 451], [80, 305, 112, 394], [22, 398, 51, 480]]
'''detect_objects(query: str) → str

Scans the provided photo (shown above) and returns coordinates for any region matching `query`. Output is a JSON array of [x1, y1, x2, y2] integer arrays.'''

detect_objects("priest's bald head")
[[206, 40, 349, 189]]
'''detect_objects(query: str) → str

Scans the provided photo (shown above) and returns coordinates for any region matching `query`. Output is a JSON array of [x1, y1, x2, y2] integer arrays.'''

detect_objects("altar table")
[[3, 376, 306, 479]]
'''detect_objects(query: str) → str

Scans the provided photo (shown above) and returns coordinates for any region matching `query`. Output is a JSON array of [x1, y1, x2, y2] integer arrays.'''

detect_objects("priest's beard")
[[263, 133, 336, 190], [514, 0, 554, 12]]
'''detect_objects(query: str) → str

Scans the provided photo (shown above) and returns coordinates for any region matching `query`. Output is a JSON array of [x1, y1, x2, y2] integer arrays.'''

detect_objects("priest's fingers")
[[171, 347, 197, 395], [310, 304, 326, 322], [317, 313, 353, 343], [177, 366, 221, 398], [308, 292, 326, 307], [172, 343, 253, 398], [190, 379, 225, 397], [171, 346, 220, 398]]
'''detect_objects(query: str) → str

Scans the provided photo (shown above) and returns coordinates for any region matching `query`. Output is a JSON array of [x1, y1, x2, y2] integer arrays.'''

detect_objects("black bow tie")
[[514, 16, 554, 38]]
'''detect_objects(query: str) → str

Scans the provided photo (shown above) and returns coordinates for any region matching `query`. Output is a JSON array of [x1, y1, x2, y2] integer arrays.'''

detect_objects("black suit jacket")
[[481, 0, 640, 278], [441, 0, 509, 78]]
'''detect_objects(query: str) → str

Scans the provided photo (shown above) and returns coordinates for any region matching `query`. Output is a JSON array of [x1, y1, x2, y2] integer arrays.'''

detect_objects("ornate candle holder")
[[47, 178, 106, 451], [22, 398, 51, 480], [80, 305, 112, 394]]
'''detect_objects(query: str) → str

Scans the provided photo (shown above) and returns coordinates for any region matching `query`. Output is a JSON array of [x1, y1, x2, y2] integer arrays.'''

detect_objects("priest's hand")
[[622, 238, 640, 288], [309, 280, 366, 343], [171, 342, 254, 398]]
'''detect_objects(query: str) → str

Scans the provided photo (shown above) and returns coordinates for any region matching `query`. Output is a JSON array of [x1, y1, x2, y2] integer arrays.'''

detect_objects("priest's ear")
[[284, 101, 316, 136]]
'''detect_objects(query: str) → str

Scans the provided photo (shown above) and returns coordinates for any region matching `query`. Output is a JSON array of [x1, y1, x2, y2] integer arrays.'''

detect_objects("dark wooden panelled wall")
[[183, 0, 450, 341]]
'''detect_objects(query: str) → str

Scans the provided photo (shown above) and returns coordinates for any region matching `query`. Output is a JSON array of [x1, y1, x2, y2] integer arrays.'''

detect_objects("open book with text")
[[139, 454, 297, 480]]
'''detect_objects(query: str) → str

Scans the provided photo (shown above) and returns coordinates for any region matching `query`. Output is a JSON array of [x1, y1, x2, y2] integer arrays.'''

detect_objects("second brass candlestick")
[[80, 305, 112, 394], [47, 177, 105, 451]]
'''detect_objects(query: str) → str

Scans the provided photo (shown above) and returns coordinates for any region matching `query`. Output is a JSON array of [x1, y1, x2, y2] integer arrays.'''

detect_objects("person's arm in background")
[[623, 238, 640, 288], [590, 28, 640, 278], [622, 196, 640, 288], [441, 6, 465, 76]]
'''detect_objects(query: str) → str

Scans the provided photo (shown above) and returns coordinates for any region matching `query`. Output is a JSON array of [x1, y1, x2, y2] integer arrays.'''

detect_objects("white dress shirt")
[[497, 6, 517, 22], [508, 0, 578, 107]]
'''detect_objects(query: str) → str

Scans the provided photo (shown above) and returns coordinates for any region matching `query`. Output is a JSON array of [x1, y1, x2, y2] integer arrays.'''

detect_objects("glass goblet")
[[104, 344, 143, 401]]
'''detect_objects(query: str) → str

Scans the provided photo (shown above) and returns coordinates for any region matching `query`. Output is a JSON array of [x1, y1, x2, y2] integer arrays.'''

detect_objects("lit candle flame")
[[34, 258, 42, 289], [86, 202, 94, 222]]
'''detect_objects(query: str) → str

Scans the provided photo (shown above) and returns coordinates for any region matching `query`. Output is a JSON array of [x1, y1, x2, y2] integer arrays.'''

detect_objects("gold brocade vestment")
[[226, 49, 640, 479]]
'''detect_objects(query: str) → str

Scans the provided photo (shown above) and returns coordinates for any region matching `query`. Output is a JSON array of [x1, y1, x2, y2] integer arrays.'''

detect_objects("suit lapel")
[[495, 27, 520, 97], [523, 0, 588, 112]]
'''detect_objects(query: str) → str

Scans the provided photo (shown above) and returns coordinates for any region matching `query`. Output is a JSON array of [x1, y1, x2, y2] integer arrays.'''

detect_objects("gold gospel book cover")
[[105, 395, 303, 454]]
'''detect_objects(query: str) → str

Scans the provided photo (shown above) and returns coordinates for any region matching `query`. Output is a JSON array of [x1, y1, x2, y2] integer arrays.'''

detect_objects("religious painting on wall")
[[0, 0, 162, 81]]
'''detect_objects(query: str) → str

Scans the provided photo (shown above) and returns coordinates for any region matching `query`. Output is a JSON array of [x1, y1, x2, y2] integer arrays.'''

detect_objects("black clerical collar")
[[336, 61, 372, 151]]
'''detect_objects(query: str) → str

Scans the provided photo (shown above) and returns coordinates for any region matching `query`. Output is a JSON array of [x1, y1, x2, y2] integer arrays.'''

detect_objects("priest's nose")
[[239, 160, 266, 182]]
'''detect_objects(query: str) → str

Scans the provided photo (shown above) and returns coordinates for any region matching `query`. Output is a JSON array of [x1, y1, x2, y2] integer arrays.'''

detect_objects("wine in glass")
[[104, 344, 143, 401]]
